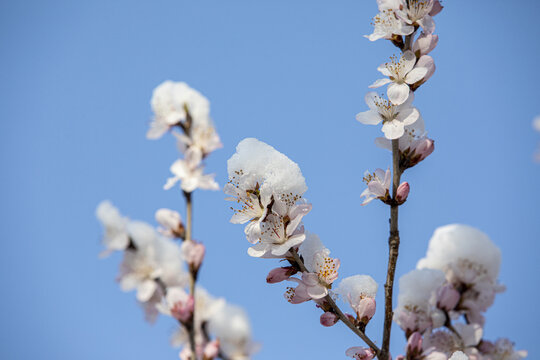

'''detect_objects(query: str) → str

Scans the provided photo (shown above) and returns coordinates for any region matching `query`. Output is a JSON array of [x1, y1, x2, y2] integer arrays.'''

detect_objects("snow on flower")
[[360, 168, 391, 205], [369, 50, 427, 106], [96, 200, 130, 257], [164, 147, 219, 193], [356, 91, 420, 139], [416, 224, 504, 325], [147, 81, 211, 140], [336, 275, 378, 322], [394, 268, 446, 334], [226, 138, 310, 257]]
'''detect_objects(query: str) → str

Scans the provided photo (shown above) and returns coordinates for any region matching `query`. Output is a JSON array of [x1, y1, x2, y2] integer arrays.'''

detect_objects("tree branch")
[[290, 249, 381, 356]]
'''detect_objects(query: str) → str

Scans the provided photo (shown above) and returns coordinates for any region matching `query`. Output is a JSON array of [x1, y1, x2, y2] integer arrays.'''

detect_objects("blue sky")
[[1, 1, 539, 359]]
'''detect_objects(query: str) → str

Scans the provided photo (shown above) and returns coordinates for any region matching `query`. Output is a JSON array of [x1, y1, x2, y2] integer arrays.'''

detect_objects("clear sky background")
[[1, 1, 539, 359]]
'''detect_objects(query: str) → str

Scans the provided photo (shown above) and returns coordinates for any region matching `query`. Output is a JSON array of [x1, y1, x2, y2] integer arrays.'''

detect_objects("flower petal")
[[405, 67, 428, 84], [369, 78, 392, 88], [356, 110, 382, 125], [387, 82, 410, 105], [382, 120, 405, 139]]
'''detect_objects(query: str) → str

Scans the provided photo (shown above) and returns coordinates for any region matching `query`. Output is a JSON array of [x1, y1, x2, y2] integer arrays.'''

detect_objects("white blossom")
[[147, 81, 211, 140], [366, 9, 414, 42], [226, 138, 310, 256], [299, 233, 340, 285], [164, 147, 219, 193], [96, 200, 130, 257], [369, 51, 427, 105], [336, 274, 378, 317], [360, 168, 391, 205], [356, 91, 420, 139], [449, 351, 469, 360], [207, 302, 258, 360], [396, 0, 436, 34]]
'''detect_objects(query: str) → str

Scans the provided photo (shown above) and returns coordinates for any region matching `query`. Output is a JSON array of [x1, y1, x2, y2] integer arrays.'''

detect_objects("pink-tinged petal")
[[368, 181, 386, 197], [301, 272, 320, 286], [307, 284, 328, 299], [401, 50, 417, 76], [383, 168, 392, 189], [267, 267, 297, 283], [413, 33, 438, 56], [416, 55, 435, 83], [356, 110, 382, 125], [429, 1, 443, 16], [396, 107, 419, 126], [418, 15, 435, 34], [382, 120, 405, 140], [369, 78, 392, 88], [137, 280, 157, 302], [387, 82, 410, 105], [374, 168, 386, 180], [289, 203, 312, 219], [405, 67, 428, 84]]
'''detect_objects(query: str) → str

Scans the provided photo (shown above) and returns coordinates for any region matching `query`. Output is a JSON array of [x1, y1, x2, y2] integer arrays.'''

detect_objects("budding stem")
[[183, 190, 198, 360], [290, 249, 381, 356], [380, 31, 415, 360]]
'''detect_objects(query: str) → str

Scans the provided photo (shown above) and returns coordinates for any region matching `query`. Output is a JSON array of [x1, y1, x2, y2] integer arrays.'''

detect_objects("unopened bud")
[[396, 182, 410, 204], [356, 297, 376, 324], [266, 266, 297, 284], [171, 294, 195, 324], [203, 340, 220, 360], [320, 311, 339, 327], [406, 332, 423, 357], [437, 284, 460, 311], [156, 208, 185, 238], [182, 241, 205, 273]]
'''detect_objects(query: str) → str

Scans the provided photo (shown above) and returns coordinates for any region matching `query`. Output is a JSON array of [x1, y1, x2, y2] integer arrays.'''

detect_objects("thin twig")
[[183, 190, 197, 360], [290, 249, 381, 356], [380, 32, 415, 360]]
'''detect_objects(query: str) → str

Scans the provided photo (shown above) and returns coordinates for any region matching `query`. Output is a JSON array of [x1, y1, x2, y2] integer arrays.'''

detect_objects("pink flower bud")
[[171, 294, 194, 324], [411, 137, 435, 163], [203, 340, 220, 360], [406, 332, 423, 357], [320, 311, 339, 327], [437, 284, 460, 311], [266, 266, 297, 284], [356, 297, 376, 323], [413, 33, 439, 56], [396, 182, 410, 204], [155, 208, 185, 238], [183, 241, 205, 272]]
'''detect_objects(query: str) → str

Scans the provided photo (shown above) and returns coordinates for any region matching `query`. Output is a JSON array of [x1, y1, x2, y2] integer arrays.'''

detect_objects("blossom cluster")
[[96, 81, 256, 360], [148, 80, 221, 193], [393, 224, 526, 360], [359, 0, 441, 207], [97, 201, 256, 360], [225, 138, 380, 357]]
